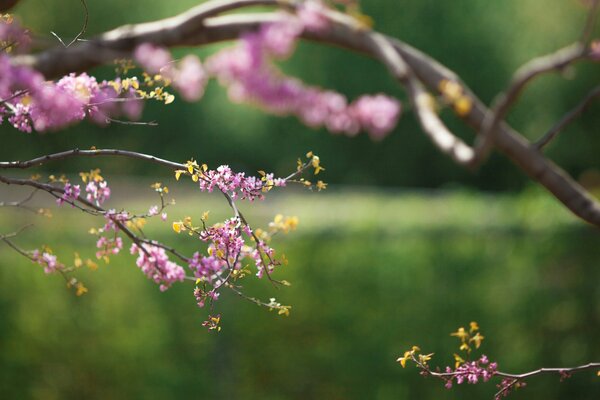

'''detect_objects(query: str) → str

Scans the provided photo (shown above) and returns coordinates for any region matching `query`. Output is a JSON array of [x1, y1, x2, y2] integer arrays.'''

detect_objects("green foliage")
[[0, 189, 597, 399]]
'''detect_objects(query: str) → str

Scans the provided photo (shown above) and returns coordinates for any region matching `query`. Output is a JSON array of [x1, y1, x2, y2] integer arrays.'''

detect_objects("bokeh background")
[[1, 0, 599, 398]]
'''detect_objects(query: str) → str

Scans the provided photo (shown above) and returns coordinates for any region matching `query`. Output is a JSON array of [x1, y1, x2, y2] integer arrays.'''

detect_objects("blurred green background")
[[1, 0, 599, 399]]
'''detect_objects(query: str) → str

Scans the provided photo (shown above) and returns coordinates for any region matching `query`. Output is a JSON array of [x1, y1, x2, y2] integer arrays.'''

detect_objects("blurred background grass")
[[1, 0, 600, 399]]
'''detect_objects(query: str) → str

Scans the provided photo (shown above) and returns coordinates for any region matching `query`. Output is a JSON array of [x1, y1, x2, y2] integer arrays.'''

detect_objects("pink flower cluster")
[[193, 286, 220, 308], [444, 355, 498, 389], [130, 243, 186, 291], [1, 18, 145, 133], [0, 59, 144, 132], [31, 250, 60, 274], [101, 209, 130, 231], [134, 43, 207, 101], [0, 17, 30, 51], [85, 180, 111, 205], [205, 8, 401, 140], [198, 165, 285, 200], [188, 218, 279, 307], [252, 240, 276, 279], [96, 236, 123, 259], [56, 182, 81, 206], [296, 0, 330, 32], [191, 217, 245, 279]]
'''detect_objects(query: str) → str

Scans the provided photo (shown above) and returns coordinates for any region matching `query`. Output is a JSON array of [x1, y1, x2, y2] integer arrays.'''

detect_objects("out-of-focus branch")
[[581, 0, 600, 43], [474, 0, 599, 166], [0, 0, 20, 13], [535, 85, 600, 150], [364, 31, 475, 164], [8, 0, 600, 227], [0, 188, 39, 213], [473, 43, 586, 166]]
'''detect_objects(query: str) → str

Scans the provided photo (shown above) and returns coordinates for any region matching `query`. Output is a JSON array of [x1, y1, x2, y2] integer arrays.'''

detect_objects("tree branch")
[[473, 43, 586, 166], [535, 85, 600, 150], [8, 0, 600, 227], [0, 148, 186, 170]]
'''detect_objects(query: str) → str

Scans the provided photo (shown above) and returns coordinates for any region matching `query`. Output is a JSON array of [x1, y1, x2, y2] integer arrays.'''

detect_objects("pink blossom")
[[351, 94, 402, 140], [297, 0, 330, 32], [130, 243, 186, 291], [444, 355, 498, 389], [0, 17, 31, 52], [8, 103, 31, 133], [134, 43, 173, 75], [260, 14, 303, 57], [85, 180, 111, 205], [171, 55, 207, 101], [57, 182, 81, 206], [205, 16, 401, 139], [96, 236, 123, 259], [31, 249, 61, 274], [102, 209, 129, 231]]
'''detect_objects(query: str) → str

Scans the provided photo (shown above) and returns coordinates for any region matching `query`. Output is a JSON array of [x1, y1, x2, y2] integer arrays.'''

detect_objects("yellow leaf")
[[469, 332, 484, 349], [74, 253, 83, 268], [86, 259, 98, 271], [418, 353, 434, 364], [454, 96, 472, 117], [454, 353, 465, 368], [172, 222, 182, 233], [75, 282, 88, 296], [439, 79, 463, 102], [469, 321, 479, 333], [450, 327, 469, 341]]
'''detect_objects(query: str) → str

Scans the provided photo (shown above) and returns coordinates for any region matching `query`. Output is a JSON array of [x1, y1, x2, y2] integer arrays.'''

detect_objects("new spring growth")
[[439, 79, 473, 117]]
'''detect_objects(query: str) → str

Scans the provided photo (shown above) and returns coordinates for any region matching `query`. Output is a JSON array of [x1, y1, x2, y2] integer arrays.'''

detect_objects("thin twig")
[[50, 0, 89, 48], [0, 148, 186, 170], [0, 188, 40, 213], [473, 43, 586, 167], [495, 362, 600, 380], [535, 85, 600, 150], [580, 0, 600, 44]]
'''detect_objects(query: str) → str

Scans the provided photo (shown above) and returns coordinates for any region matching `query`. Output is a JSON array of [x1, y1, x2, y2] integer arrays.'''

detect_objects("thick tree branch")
[[8, 0, 600, 227]]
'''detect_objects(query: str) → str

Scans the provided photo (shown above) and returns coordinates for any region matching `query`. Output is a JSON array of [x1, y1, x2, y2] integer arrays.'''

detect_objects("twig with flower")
[[397, 322, 600, 399], [0, 146, 326, 329]]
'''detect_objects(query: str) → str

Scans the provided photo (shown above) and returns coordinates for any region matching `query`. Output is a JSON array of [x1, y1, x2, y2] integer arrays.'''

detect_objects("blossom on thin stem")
[[56, 182, 80, 206], [130, 243, 186, 291], [31, 249, 61, 274]]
